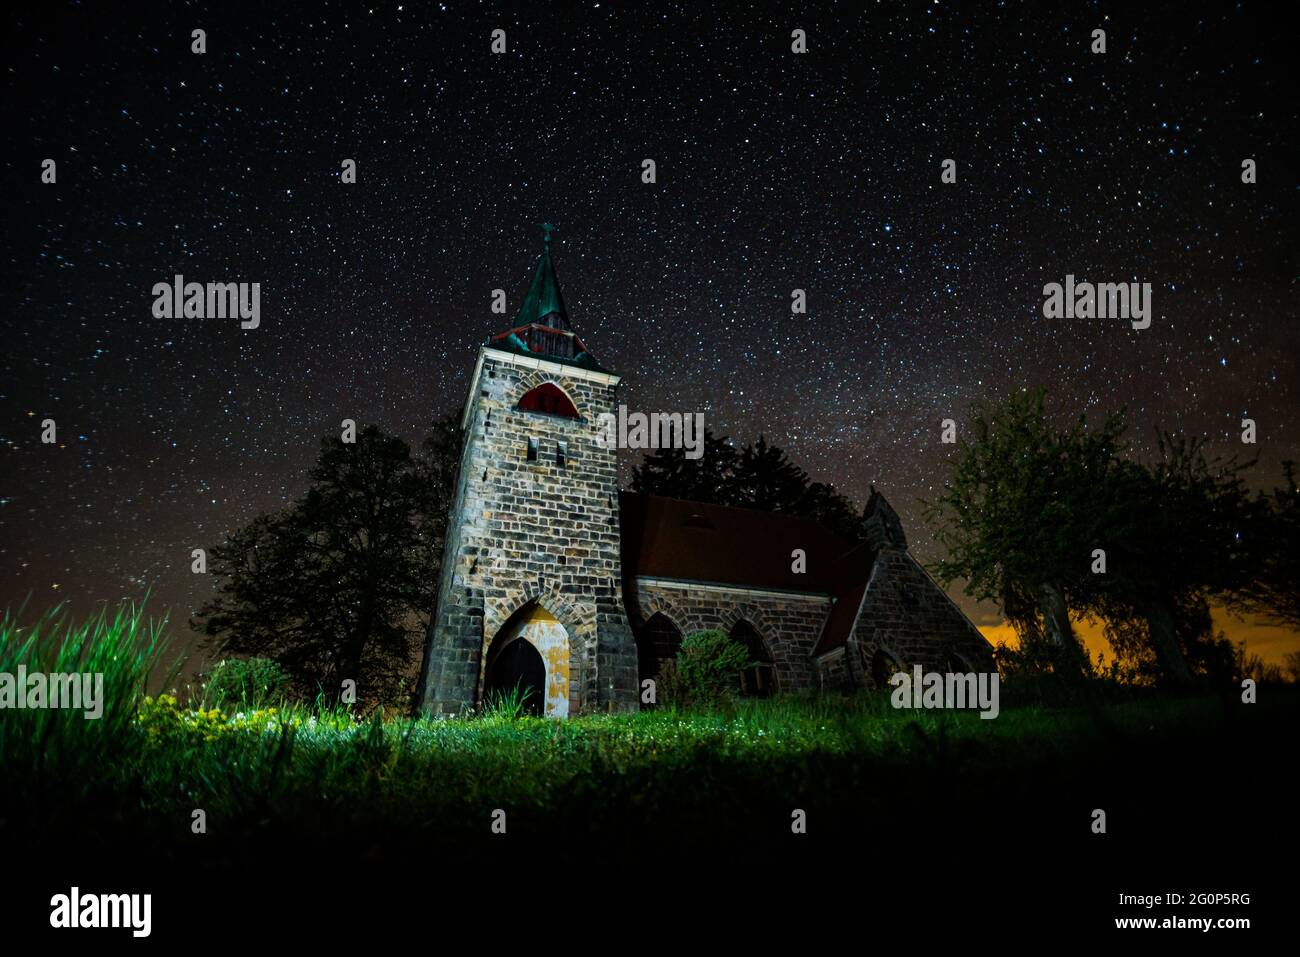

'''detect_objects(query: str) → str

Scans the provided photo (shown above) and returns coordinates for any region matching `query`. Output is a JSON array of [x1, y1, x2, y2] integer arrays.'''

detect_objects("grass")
[[0, 602, 170, 809], [2, 604, 1294, 867]]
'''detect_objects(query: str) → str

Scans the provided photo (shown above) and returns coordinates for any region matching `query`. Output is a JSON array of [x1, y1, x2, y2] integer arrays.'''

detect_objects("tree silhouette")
[[630, 428, 738, 505], [928, 389, 1284, 686], [1230, 461, 1300, 630], [1097, 435, 1262, 683], [631, 430, 862, 539], [1100, 593, 1237, 686], [926, 388, 1129, 675], [733, 435, 809, 512], [796, 481, 863, 542], [194, 418, 461, 708]]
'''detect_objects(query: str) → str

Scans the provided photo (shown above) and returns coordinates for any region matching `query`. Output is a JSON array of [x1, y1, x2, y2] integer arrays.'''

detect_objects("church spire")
[[514, 222, 570, 331], [488, 224, 608, 372]]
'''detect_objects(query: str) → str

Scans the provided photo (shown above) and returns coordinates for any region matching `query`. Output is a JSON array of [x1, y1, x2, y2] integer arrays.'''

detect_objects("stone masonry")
[[418, 350, 640, 715], [417, 233, 992, 716], [631, 583, 832, 694], [828, 546, 995, 692]]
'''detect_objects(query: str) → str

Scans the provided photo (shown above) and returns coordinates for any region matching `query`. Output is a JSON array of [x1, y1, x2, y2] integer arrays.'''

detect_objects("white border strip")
[[483, 346, 622, 385]]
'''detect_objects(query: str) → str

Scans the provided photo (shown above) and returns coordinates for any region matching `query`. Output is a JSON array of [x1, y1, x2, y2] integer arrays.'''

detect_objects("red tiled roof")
[[619, 493, 880, 657], [619, 492, 853, 593]]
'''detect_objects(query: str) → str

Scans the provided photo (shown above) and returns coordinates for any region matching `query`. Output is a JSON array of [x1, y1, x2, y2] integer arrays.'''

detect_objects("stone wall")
[[839, 546, 994, 689], [814, 646, 856, 694], [417, 351, 993, 715], [630, 581, 833, 693], [418, 349, 639, 715]]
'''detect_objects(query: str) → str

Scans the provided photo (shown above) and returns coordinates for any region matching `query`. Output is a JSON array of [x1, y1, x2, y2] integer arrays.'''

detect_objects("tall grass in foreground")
[[4, 602, 1282, 864], [0, 603, 169, 807]]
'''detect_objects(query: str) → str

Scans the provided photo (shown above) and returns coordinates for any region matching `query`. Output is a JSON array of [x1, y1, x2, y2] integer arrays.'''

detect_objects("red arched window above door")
[[517, 382, 579, 418]]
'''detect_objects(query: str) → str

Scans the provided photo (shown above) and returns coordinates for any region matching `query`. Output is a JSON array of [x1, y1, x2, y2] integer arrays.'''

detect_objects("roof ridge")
[[623, 490, 853, 530]]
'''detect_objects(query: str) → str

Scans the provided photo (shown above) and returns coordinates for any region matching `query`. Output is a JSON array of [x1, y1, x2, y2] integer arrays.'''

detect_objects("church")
[[417, 230, 993, 717]]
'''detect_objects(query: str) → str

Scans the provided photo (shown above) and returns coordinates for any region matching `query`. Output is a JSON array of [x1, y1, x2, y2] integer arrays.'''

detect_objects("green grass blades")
[[4, 602, 1291, 866], [0, 601, 169, 813]]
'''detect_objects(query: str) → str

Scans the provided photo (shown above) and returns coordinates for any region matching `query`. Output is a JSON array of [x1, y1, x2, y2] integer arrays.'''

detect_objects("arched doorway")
[[637, 612, 683, 683], [482, 602, 571, 717], [730, 619, 775, 698], [484, 638, 546, 715]]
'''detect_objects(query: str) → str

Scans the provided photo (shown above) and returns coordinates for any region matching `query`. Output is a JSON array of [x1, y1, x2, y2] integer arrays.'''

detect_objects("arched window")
[[638, 613, 683, 685], [730, 620, 775, 698], [517, 383, 579, 418]]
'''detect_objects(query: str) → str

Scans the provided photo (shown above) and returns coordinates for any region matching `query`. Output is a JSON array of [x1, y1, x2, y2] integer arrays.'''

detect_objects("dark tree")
[[631, 430, 862, 539], [733, 435, 810, 512], [1101, 593, 1236, 686], [928, 389, 1283, 687], [194, 418, 461, 708], [1096, 435, 1262, 684], [795, 481, 864, 542], [418, 414, 463, 569], [1283, 650, 1300, 684], [630, 428, 738, 504], [1229, 461, 1300, 630], [925, 388, 1130, 675]]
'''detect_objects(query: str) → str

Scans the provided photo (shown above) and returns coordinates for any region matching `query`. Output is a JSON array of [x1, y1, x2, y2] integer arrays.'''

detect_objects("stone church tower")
[[418, 226, 640, 716]]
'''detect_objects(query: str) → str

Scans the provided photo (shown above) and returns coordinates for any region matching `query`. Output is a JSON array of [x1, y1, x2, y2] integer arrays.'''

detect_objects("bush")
[[654, 659, 686, 708], [137, 693, 292, 748], [672, 629, 751, 709], [203, 657, 292, 711], [138, 694, 226, 745]]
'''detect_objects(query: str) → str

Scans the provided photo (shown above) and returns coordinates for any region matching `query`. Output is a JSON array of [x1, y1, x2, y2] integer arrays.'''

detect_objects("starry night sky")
[[3, 1, 1296, 664]]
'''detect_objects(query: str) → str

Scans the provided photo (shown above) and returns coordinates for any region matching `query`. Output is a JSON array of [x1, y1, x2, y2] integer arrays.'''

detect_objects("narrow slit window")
[[526, 437, 538, 461], [556, 441, 567, 469]]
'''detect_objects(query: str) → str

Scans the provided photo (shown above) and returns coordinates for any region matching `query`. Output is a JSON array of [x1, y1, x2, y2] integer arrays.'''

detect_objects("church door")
[[482, 602, 572, 717], [484, 638, 546, 716]]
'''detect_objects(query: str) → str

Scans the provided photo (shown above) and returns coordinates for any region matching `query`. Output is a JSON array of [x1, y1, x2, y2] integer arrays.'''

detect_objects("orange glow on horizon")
[[979, 606, 1300, 668]]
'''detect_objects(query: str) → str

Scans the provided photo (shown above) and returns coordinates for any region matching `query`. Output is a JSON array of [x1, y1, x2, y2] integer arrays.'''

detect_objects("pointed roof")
[[487, 224, 611, 374], [514, 222, 570, 330]]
